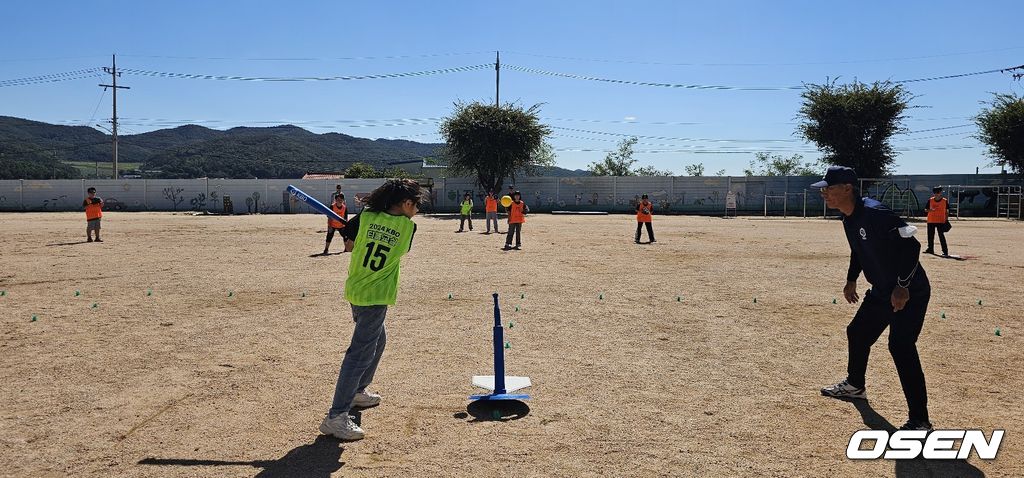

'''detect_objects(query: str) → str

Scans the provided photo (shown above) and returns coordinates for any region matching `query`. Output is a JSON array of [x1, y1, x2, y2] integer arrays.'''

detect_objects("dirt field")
[[1, 212, 1021, 477]]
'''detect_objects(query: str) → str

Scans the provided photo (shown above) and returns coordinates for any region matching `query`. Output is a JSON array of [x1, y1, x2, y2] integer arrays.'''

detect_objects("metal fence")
[[0, 174, 1019, 217]]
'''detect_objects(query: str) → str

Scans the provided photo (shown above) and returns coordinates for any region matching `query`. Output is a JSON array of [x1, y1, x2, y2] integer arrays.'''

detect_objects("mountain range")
[[0, 116, 590, 179]]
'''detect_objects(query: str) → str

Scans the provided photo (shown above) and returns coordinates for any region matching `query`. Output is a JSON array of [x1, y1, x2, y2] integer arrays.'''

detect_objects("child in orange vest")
[[635, 194, 655, 244], [323, 193, 348, 255], [484, 190, 500, 234], [502, 191, 528, 250], [924, 186, 949, 256], [83, 187, 103, 243]]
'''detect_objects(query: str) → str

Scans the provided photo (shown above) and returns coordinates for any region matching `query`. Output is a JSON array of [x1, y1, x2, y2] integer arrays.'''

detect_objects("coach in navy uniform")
[[814, 166, 933, 431]]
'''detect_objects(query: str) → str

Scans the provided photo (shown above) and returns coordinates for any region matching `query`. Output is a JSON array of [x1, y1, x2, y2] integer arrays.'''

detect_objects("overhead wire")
[[118, 64, 492, 82]]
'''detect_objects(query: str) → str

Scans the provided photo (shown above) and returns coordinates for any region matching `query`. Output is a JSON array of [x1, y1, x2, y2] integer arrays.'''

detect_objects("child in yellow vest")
[[319, 179, 423, 441]]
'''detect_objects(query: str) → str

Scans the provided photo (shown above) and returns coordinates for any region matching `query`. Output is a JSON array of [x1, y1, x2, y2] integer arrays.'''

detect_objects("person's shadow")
[[138, 435, 344, 477], [841, 398, 985, 477]]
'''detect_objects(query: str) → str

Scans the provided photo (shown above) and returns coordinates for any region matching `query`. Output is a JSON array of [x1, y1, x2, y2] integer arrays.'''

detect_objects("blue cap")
[[810, 166, 857, 188]]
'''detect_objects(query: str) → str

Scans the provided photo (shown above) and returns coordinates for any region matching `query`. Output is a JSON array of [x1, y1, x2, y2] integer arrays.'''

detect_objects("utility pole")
[[99, 54, 130, 179], [495, 51, 500, 107]]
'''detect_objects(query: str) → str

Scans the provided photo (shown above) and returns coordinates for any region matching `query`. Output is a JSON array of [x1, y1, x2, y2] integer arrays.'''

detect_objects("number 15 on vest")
[[287, 185, 346, 224]]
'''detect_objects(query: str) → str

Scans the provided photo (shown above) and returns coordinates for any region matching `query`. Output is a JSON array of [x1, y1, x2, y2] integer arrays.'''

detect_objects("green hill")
[[0, 116, 589, 179]]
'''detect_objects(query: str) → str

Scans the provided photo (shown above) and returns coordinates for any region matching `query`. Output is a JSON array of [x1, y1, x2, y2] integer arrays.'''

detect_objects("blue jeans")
[[328, 304, 387, 418]]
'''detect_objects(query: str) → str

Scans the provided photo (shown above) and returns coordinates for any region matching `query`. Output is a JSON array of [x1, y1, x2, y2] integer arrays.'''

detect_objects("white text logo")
[[847, 430, 1004, 460]]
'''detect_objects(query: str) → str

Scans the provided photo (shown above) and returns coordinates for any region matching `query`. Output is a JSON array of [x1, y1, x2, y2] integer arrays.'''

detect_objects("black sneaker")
[[899, 419, 934, 431], [513, 245, 521, 250], [87, 238, 93, 243], [820, 379, 867, 399], [923, 249, 934, 254], [502, 245, 512, 251], [95, 238, 103, 242]]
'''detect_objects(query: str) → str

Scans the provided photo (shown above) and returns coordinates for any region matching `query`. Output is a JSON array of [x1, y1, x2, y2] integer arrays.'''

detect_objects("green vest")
[[460, 199, 473, 215], [345, 211, 416, 305]]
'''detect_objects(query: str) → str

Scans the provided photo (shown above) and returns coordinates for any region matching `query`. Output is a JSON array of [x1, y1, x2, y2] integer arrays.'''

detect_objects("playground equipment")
[[859, 177, 916, 218], [763, 191, 811, 218], [470, 293, 531, 402], [996, 186, 1022, 219]]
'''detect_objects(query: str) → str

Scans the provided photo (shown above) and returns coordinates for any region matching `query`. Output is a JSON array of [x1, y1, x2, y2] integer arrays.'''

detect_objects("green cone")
[[75, 290, 80, 297], [677, 296, 682, 302], [995, 327, 1002, 337], [447, 293, 453, 300], [147, 289, 152, 296], [301, 291, 306, 298], [599, 293, 604, 300], [228, 291, 233, 297], [520, 293, 525, 299], [753, 297, 757, 303], [0, 290, 6, 297], [514, 306, 519, 312], [91, 302, 98, 309], [941, 312, 946, 319], [508, 321, 514, 328], [832, 298, 837, 304], [31, 314, 37, 322], [978, 300, 983, 305], [504, 341, 511, 349]]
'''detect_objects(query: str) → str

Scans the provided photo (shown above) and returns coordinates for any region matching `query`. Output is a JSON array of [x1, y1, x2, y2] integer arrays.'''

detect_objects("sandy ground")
[[0, 211, 1021, 477]]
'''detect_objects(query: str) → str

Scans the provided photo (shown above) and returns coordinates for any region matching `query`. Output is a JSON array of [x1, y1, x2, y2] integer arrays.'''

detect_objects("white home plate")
[[472, 375, 532, 393]]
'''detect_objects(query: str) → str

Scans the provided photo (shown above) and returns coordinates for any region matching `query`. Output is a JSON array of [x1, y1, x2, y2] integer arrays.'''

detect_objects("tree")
[[588, 137, 638, 176], [439, 101, 552, 192], [744, 152, 821, 176], [343, 162, 379, 178], [634, 165, 674, 176], [342, 162, 423, 179], [798, 80, 912, 178], [975, 93, 1024, 175], [714, 169, 727, 176], [684, 163, 705, 176]]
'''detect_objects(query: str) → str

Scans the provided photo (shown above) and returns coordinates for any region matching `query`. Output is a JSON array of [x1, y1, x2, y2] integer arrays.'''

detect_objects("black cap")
[[933, 186, 943, 193], [641, 194, 649, 199], [810, 166, 857, 188]]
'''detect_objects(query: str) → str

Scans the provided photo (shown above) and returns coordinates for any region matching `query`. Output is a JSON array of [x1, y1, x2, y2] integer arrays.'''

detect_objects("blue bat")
[[287, 185, 346, 224]]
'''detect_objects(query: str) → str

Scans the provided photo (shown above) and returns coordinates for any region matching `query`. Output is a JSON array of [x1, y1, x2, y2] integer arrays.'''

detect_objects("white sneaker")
[[319, 414, 365, 440], [821, 379, 867, 400], [353, 391, 381, 408]]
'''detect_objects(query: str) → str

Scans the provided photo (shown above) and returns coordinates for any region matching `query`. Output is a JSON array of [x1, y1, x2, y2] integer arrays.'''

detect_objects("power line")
[[117, 51, 490, 62], [550, 125, 800, 143], [505, 63, 1023, 91], [505, 46, 1024, 67], [504, 64, 804, 91], [118, 64, 492, 82], [0, 68, 105, 87]]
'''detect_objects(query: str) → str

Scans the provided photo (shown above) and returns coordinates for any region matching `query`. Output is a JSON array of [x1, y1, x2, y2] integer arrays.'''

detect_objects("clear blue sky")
[[2, 0, 1023, 175]]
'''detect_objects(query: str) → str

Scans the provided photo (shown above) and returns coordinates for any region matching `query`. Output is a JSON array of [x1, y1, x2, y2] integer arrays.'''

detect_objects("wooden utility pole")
[[495, 51, 500, 107], [99, 54, 130, 179]]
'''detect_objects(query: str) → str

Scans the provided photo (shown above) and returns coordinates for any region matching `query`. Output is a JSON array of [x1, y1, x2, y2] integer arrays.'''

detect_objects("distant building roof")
[[302, 173, 345, 180]]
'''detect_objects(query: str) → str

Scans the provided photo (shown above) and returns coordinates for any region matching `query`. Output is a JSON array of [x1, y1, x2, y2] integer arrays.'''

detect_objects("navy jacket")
[[843, 198, 929, 298]]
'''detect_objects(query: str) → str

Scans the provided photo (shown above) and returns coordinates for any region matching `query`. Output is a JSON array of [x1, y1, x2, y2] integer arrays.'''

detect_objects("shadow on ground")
[[138, 434, 345, 478], [452, 399, 530, 423], [841, 398, 985, 477]]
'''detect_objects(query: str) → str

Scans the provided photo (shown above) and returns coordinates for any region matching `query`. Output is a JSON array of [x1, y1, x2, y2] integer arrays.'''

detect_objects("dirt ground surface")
[[1, 212, 1021, 477]]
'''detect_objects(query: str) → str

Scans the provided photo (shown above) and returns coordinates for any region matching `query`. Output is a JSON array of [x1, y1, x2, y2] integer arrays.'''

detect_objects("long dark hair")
[[362, 179, 425, 211]]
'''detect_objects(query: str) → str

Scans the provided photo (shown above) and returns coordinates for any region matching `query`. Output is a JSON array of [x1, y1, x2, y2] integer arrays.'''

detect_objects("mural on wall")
[[190, 193, 207, 211], [244, 192, 261, 214], [42, 195, 69, 210], [163, 187, 185, 211]]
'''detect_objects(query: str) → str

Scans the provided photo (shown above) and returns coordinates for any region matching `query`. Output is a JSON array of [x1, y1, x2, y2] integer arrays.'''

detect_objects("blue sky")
[[2, 0, 1022, 175]]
